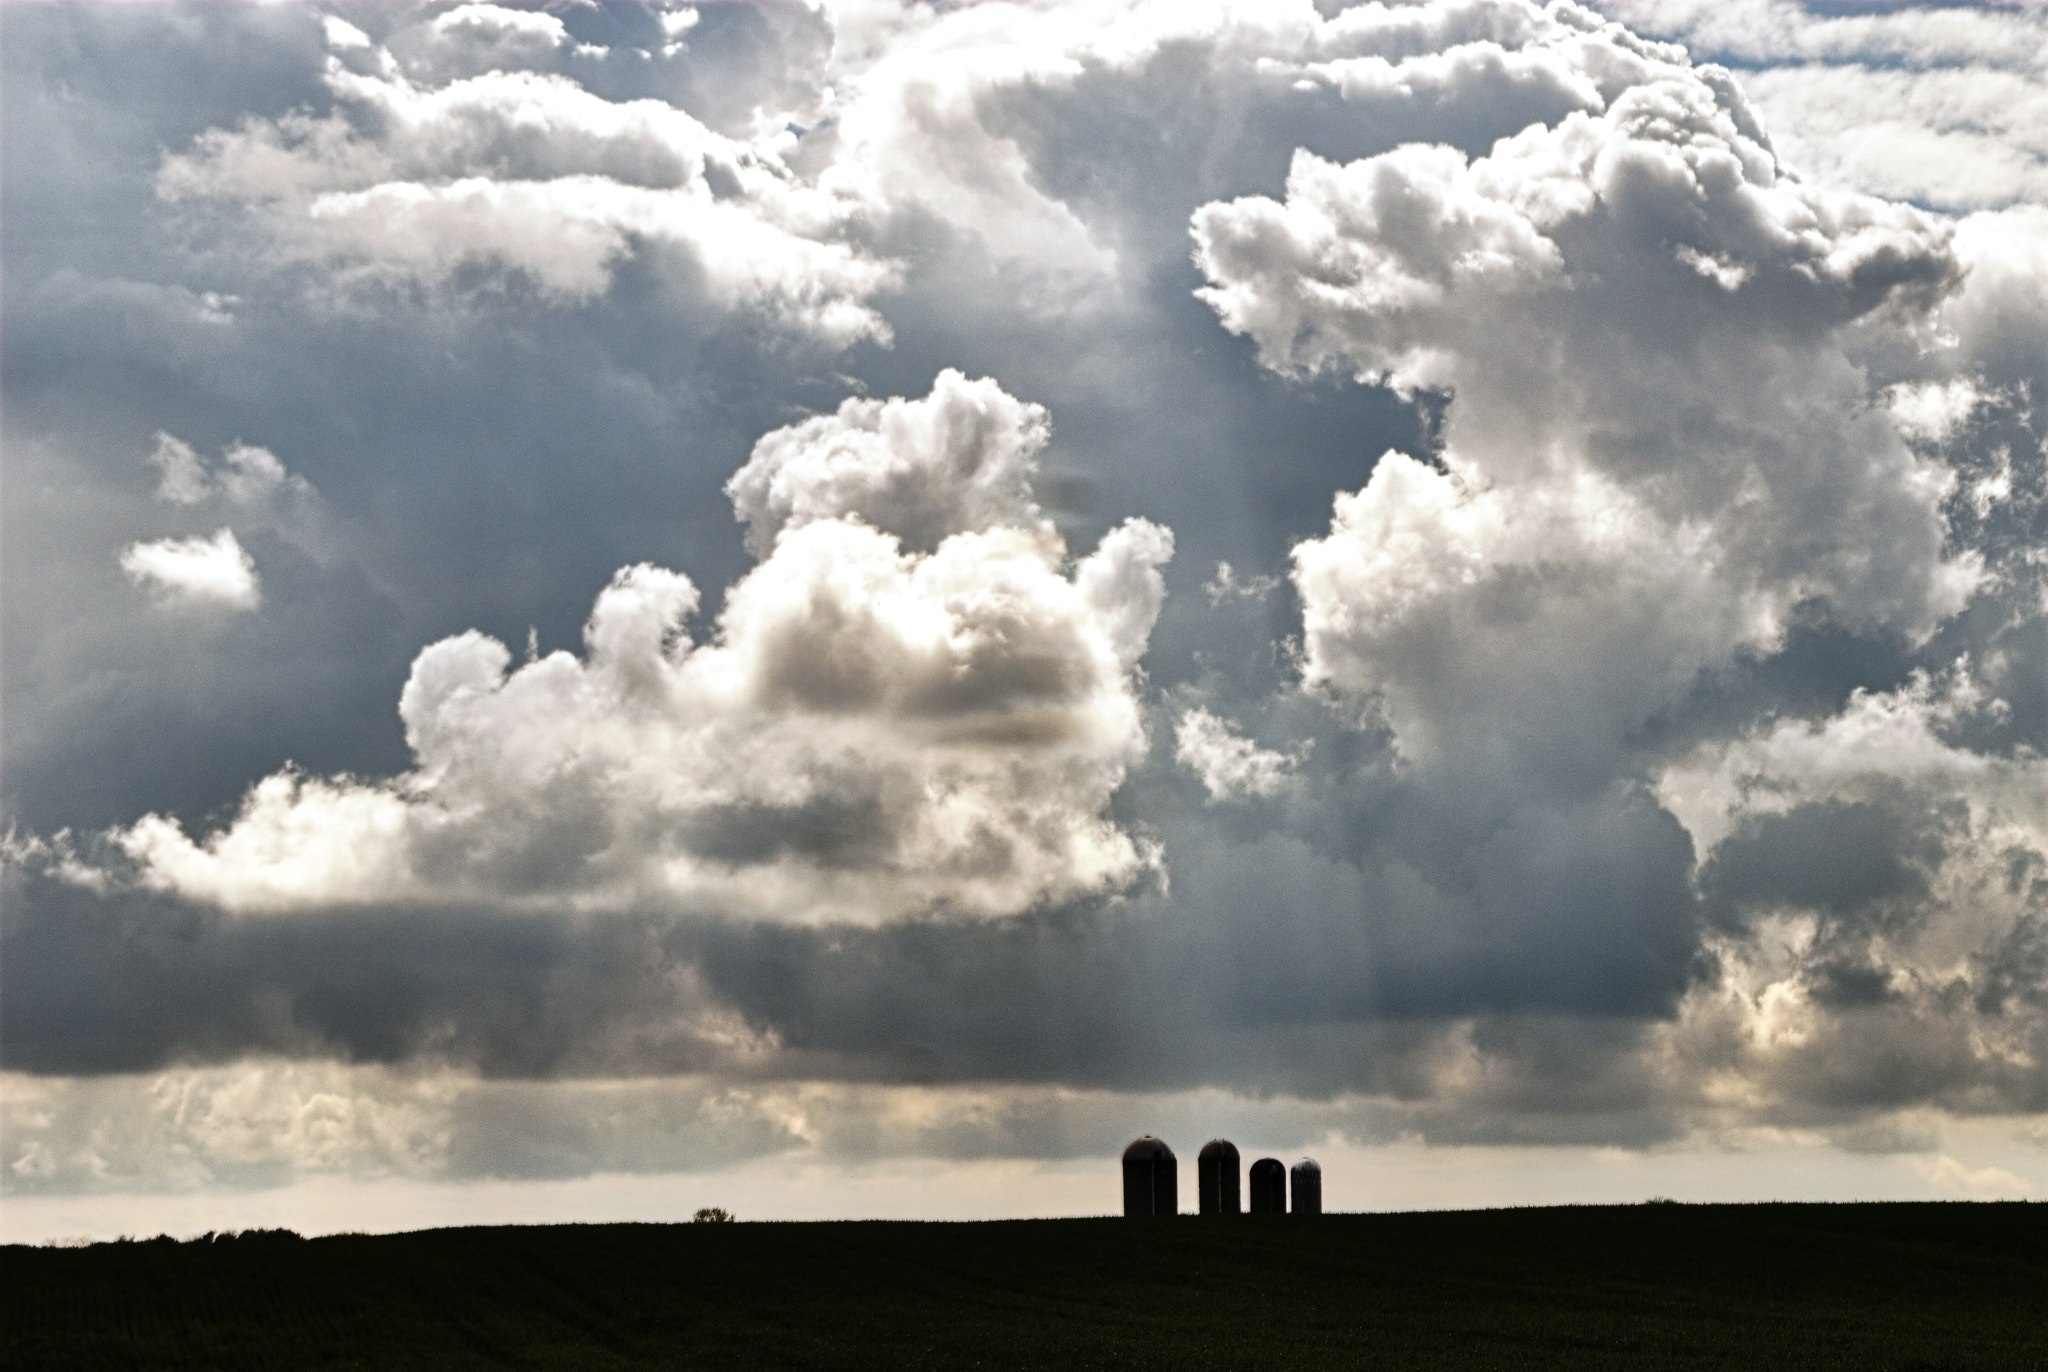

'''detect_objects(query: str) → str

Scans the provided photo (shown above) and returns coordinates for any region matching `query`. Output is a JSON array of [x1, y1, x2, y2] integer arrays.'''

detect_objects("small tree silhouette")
[[692, 1207, 735, 1223]]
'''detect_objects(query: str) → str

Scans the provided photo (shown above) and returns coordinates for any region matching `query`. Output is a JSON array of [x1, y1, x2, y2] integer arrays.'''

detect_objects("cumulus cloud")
[[1175, 707, 1297, 801], [1643, 667, 2048, 1126], [1601, 0, 2048, 213], [101, 374, 1171, 923], [813, 0, 1691, 276], [1735, 65, 2048, 213], [154, 14, 893, 342], [1197, 67, 1981, 786], [1946, 205, 2048, 387], [1175, 0, 2046, 1129], [119, 529, 261, 610], [1602, 0, 2048, 71], [1887, 378, 1987, 449], [726, 369, 1050, 556], [422, 3, 576, 75]]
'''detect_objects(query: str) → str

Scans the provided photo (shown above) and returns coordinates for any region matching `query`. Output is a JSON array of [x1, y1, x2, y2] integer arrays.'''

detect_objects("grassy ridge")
[[5, 1203, 2045, 1370]]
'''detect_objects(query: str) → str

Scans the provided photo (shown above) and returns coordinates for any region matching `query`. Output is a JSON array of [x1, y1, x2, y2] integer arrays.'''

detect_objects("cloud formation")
[[100, 372, 1171, 924], [1608, 0, 2048, 211], [5, 0, 2045, 1214], [148, 434, 311, 510], [120, 529, 261, 610], [156, 4, 893, 342], [1196, 81, 1979, 776], [1175, 707, 1298, 802]]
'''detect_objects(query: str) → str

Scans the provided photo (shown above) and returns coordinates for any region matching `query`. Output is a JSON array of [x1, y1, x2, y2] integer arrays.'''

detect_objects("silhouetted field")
[[6, 1203, 2045, 1370]]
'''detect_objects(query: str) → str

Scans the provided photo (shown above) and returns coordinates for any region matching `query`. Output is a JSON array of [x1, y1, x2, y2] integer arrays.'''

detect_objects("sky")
[[3, 0, 2045, 1241]]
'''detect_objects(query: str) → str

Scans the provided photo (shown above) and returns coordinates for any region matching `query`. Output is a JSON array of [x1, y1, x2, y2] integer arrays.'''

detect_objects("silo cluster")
[[1122, 1137, 1321, 1217]]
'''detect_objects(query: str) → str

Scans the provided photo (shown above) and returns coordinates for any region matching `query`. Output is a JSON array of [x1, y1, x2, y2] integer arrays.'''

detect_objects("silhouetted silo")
[[1248, 1157, 1286, 1214], [1122, 1136, 1177, 1217], [1290, 1157, 1322, 1216], [1197, 1139, 1241, 1216]]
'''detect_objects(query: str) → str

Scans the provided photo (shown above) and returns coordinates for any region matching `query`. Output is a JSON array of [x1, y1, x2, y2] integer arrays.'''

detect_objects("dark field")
[[6, 1203, 2045, 1370]]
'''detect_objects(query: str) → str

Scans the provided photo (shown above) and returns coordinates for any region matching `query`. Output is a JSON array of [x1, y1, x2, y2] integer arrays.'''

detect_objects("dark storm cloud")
[[5, 819, 1687, 1096], [1, 872, 611, 1078], [1703, 798, 1944, 924], [1630, 613, 1918, 763]]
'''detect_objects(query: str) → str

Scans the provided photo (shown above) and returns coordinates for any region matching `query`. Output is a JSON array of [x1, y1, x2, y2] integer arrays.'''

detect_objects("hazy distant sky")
[[5, 0, 2045, 1239]]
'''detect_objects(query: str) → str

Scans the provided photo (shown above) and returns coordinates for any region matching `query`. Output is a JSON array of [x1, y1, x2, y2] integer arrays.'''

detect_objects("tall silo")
[[1248, 1157, 1286, 1214], [1197, 1140, 1241, 1216], [1122, 1136, 1177, 1217], [1290, 1157, 1322, 1216]]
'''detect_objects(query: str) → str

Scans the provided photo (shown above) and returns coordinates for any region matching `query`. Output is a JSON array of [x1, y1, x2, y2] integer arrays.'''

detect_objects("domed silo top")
[[1197, 1139, 1241, 1216], [1289, 1157, 1323, 1216], [1123, 1136, 1174, 1164]]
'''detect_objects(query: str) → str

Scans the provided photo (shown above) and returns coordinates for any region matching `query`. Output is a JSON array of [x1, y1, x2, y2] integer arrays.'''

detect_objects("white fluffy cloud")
[[1601, 0, 2048, 213], [1182, 4, 2045, 1137], [726, 370, 1050, 557], [1175, 707, 1297, 801], [155, 18, 892, 342], [1601, 0, 2048, 70], [1735, 65, 2048, 213], [1196, 64, 1981, 775], [108, 375, 1172, 922], [813, 0, 1687, 273], [119, 529, 261, 611], [1945, 205, 2048, 384]]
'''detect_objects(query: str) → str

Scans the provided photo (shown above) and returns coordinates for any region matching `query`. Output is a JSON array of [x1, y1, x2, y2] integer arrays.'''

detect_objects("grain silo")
[[1122, 1136, 1177, 1217], [1289, 1157, 1322, 1216], [1197, 1139, 1241, 1216], [1248, 1157, 1286, 1214]]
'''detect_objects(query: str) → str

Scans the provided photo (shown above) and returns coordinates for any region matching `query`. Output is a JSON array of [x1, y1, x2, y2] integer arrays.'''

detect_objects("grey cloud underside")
[[11, 779, 2043, 1127], [5, 0, 2047, 1171], [5, 842, 1686, 1088]]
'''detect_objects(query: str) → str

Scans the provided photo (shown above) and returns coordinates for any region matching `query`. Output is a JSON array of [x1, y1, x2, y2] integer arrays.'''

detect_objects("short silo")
[[1197, 1140, 1241, 1216], [1122, 1136, 1177, 1217], [1248, 1157, 1286, 1214], [1289, 1157, 1322, 1216]]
